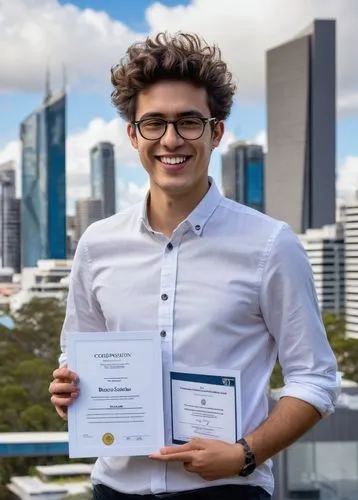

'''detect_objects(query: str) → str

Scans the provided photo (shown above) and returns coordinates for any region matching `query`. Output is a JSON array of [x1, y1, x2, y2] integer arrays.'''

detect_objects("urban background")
[[0, 1, 358, 499]]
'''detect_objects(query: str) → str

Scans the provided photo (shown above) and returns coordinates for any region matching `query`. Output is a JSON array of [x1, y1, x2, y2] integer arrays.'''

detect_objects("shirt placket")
[[150, 232, 181, 494]]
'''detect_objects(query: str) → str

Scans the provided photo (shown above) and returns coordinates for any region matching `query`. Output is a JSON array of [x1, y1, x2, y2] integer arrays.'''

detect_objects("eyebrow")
[[138, 110, 205, 120]]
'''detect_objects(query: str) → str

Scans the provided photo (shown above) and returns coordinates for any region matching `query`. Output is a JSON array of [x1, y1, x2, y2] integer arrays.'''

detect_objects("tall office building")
[[90, 142, 116, 218], [298, 224, 344, 316], [221, 141, 265, 212], [0, 161, 16, 198], [66, 215, 77, 259], [342, 202, 358, 339], [0, 161, 21, 271], [20, 88, 66, 267], [75, 198, 104, 241], [2, 199, 21, 272], [266, 19, 336, 234]]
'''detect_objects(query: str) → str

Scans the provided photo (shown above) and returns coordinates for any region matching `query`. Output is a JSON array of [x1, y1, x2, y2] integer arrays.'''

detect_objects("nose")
[[160, 123, 184, 149]]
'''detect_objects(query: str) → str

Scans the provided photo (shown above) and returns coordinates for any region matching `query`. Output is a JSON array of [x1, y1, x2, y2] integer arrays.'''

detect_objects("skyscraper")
[[20, 90, 66, 267], [222, 141, 265, 212], [0, 161, 21, 271], [265, 19, 336, 234], [90, 142, 116, 218], [75, 198, 104, 241]]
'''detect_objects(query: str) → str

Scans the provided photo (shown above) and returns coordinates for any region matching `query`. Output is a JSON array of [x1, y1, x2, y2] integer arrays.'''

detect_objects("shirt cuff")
[[279, 375, 341, 417]]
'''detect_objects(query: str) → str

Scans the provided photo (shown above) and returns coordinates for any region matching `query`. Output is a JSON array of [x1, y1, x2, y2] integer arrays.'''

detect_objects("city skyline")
[[0, 1, 358, 215]]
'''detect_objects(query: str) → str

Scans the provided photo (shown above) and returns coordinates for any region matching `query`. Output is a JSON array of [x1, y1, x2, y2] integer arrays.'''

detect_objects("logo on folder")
[[102, 433, 115, 446]]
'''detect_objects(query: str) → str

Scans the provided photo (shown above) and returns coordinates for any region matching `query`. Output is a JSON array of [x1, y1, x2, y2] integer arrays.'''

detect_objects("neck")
[[147, 179, 210, 238]]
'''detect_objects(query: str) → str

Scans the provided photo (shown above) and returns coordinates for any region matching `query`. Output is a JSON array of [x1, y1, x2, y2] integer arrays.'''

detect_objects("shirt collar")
[[137, 177, 222, 236]]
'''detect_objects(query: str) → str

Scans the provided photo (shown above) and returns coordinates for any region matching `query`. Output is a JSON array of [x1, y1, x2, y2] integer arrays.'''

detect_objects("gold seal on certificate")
[[102, 433, 115, 446]]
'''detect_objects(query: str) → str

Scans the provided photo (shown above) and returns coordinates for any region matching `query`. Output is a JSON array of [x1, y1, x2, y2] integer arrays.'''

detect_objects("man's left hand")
[[149, 437, 244, 481]]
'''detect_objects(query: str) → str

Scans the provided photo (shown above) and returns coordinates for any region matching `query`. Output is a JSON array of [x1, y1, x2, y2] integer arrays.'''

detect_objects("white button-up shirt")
[[59, 179, 339, 497]]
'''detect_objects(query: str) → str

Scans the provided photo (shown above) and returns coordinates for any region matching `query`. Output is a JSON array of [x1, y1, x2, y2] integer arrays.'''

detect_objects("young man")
[[49, 33, 339, 500]]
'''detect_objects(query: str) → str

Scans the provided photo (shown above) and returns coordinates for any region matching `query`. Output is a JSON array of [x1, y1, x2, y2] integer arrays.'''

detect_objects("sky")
[[1, 0, 358, 213]]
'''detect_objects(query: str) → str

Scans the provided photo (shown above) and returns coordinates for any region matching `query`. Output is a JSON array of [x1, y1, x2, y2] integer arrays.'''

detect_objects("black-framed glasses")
[[132, 116, 218, 141]]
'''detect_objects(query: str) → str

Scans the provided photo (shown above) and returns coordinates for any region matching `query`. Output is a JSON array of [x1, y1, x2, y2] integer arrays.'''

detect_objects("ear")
[[127, 123, 138, 150], [211, 120, 225, 149]]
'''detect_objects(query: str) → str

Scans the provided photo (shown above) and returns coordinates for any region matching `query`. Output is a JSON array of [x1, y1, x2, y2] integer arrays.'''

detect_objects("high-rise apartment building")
[[222, 142, 265, 212], [20, 90, 66, 267], [90, 142, 116, 218], [0, 161, 21, 271], [266, 19, 336, 234], [342, 202, 358, 339], [299, 224, 344, 316], [75, 198, 104, 241]]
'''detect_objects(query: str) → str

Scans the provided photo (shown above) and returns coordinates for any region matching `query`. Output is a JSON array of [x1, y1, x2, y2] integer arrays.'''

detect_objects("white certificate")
[[169, 367, 241, 444], [67, 331, 164, 458]]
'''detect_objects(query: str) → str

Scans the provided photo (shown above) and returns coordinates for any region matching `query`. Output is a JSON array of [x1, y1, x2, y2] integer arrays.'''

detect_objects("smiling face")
[[127, 80, 224, 201]]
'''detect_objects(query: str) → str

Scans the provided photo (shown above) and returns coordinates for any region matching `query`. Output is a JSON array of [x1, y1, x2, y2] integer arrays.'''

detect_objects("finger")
[[183, 462, 195, 473], [55, 405, 68, 421], [51, 393, 78, 408], [49, 381, 79, 395], [149, 451, 195, 462], [52, 367, 79, 382], [158, 438, 205, 456], [158, 442, 194, 455]]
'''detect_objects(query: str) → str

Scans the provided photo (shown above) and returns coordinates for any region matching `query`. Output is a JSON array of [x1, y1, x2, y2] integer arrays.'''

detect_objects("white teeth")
[[160, 156, 187, 165]]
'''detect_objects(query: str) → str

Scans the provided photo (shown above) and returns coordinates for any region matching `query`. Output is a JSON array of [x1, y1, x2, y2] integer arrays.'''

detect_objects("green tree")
[[0, 298, 67, 485], [269, 313, 358, 388], [323, 313, 358, 383]]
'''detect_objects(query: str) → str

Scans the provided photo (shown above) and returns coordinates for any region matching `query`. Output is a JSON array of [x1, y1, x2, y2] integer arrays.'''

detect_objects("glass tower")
[[90, 142, 116, 218], [222, 142, 265, 213], [20, 91, 66, 267]]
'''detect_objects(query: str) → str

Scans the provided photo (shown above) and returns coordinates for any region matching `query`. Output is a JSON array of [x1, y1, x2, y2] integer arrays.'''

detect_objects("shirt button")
[[167, 242, 173, 250], [160, 330, 167, 338], [195, 224, 201, 231], [161, 293, 168, 301]]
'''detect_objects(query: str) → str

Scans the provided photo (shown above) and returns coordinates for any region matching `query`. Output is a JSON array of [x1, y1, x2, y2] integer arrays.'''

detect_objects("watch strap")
[[237, 437, 256, 476]]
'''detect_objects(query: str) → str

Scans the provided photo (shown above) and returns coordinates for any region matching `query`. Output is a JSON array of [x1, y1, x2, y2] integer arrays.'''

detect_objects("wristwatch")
[[236, 437, 257, 477]]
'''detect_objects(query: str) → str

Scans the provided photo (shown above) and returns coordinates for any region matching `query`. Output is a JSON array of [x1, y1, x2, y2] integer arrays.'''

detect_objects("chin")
[[158, 177, 195, 193]]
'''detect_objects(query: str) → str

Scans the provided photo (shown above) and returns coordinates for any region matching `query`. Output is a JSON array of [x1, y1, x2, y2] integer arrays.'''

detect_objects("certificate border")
[[67, 331, 165, 458], [169, 367, 240, 445]]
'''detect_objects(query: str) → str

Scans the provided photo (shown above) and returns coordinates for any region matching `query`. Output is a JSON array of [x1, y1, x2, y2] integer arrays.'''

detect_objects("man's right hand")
[[49, 366, 80, 420]]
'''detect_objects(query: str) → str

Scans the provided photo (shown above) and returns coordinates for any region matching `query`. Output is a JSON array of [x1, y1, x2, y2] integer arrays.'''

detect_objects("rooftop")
[[36, 463, 93, 477]]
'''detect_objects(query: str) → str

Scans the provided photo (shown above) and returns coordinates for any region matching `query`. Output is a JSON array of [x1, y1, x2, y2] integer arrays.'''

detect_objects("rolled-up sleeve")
[[259, 224, 340, 416], [59, 232, 106, 367]]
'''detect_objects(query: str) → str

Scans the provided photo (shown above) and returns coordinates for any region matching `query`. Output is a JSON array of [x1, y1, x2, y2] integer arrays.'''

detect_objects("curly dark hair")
[[111, 32, 237, 122]]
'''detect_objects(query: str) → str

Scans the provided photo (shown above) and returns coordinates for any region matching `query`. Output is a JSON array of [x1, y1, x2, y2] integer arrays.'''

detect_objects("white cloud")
[[117, 179, 148, 210], [1, 0, 358, 115], [337, 156, 358, 199], [0, 0, 143, 92], [218, 130, 238, 153], [252, 130, 267, 152], [337, 93, 358, 117], [218, 128, 267, 154]]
